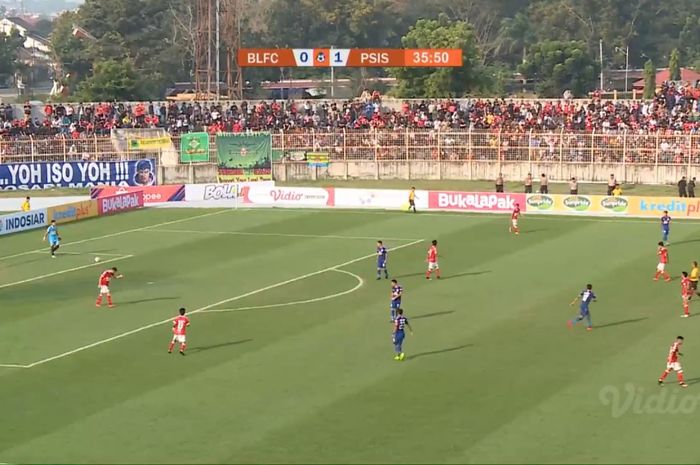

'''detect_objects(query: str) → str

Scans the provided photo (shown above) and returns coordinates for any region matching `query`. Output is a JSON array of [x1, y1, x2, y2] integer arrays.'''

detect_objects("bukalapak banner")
[[0, 159, 157, 190]]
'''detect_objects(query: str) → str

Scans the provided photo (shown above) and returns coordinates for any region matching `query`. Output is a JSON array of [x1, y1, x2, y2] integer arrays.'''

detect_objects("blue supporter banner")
[[0, 159, 157, 190]]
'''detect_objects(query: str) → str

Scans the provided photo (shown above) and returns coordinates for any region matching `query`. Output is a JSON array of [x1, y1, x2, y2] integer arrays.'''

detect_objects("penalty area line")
[[146, 229, 421, 242], [0, 209, 231, 263], [21, 239, 423, 369], [0, 254, 134, 290], [200, 268, 364, 314]]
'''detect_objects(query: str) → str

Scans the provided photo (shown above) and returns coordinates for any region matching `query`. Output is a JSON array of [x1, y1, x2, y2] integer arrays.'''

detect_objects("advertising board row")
[[89, 181, 275, 203], [523, 194, 700, 218], [173, 184, 700, 219], [0, 159, 157, 190], [0, 190, 144, 236]]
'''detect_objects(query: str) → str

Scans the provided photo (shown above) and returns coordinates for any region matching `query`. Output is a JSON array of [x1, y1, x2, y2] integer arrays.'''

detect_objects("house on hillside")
[[0, 16, 56, 90]]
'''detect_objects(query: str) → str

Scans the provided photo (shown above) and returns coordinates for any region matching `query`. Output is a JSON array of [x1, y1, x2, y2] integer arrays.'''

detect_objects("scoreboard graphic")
[[239, 48, 463, 68]]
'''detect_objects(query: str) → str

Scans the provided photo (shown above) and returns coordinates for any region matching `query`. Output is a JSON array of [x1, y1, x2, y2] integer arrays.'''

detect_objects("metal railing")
[[2, 129, 700, 168]]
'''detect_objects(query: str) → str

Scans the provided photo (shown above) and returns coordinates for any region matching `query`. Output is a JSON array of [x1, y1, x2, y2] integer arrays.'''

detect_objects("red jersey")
[[512, 207, 520, 220], [172, 316, 190, 336], [667, 341, 681, 363], [682, 277, 692, 296], [658, 246, 669, 264], [427, 245, 438, 263], [99, 269, 115, 286]]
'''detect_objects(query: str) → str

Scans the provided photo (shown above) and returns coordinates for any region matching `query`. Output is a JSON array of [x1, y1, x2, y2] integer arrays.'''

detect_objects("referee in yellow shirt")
[[21, 196, 30, 212], [690, 261, 699, 297], [408, 187, 417, 213]]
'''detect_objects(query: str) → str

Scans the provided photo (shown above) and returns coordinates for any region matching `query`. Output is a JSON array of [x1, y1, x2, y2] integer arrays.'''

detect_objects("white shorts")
[[172, 334, 186, 344], [511, 219, 518, 228], [657, 263, 666, 272], [428, 261, 439, 271], [99, 285, 110, 294], [667, 362, 682, 372]]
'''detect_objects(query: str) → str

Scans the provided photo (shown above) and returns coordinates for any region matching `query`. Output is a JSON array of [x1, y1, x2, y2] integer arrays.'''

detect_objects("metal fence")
[[2, 129, 700, 168]]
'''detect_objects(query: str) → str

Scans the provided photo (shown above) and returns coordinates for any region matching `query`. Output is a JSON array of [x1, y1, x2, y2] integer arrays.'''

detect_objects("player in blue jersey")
[[661, 210, 671, 245], [390, 279, 402, 321], [376, 240, 389, 280], [392, 308, 413, 361], [567, 284, 597, 331], [42, 220, 61, 258]]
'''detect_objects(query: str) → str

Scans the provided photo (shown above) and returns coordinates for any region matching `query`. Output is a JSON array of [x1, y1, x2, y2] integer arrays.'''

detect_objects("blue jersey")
[[580, 288, 596, 311], [391, 284, 402, 303], [46, 225, 59, 241], [394, 315, 409, 333], [661, 215, 671, 230], [377, 246, 388, 267]]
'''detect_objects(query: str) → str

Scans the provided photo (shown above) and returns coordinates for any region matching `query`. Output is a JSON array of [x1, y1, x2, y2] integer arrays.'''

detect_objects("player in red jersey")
[[658, 336, 688, 387], [425, 239, 440, 280], [168, 307, 190, 355], [681, 271, 692, 318], [95, 267, 123, 308], [653, 241, 671, 281], [509, 203, 521, 235]]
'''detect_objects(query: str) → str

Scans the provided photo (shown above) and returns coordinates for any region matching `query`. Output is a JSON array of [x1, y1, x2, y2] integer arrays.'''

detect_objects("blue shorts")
[[579, 304, 589, 316], [393, 331, 405, 345], [49, 237, 60, 247], [377, 260, 387, 269], [391, 300, 401, 310]]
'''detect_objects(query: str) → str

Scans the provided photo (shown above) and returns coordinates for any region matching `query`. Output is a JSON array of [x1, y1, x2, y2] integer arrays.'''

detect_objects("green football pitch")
[[2, 207, 700, 464]]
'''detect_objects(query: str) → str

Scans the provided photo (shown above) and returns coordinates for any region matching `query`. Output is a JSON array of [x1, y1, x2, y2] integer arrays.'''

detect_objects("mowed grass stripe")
[[0, 227, 424, 458], [215, 220, 689, 463], [215, 221, 612, 463], [458, 225, 700, 463], [2, 208, 698, 463]]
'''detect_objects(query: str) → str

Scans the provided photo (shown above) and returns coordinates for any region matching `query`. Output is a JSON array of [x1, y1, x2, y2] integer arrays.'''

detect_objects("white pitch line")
[[0, 209, 231, 263], [200, 268, 364, 314], [0, 363, 28, 369], [26, 251, 125, 257], [147, 228, 421, 242], [21, 239, 423, 369], [0, 254, 134, 290]]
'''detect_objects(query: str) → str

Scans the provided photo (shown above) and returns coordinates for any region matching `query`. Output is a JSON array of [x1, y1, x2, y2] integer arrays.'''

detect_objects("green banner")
[[180, 133, 210, 163], [216, 132, 272, 182]]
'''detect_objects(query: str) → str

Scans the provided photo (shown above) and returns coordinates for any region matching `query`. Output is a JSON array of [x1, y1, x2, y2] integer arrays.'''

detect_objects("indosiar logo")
[[526, 195, 554, 210], [601, 196, 629, 213], [563, 195, 592, 211]]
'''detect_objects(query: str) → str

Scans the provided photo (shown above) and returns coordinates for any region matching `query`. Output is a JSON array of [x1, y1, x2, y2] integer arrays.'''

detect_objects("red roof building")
[[633, 68, 700, 90]]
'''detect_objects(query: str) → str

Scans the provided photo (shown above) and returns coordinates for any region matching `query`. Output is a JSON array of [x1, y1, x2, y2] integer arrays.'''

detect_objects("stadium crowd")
[[1, 82, 700, 140]]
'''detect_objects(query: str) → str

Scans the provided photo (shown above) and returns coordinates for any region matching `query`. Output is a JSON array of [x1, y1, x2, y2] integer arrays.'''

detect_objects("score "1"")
[[330, 49, 350, 67]]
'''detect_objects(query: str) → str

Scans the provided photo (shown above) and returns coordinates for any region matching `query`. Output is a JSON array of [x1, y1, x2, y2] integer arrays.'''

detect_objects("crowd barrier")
[[4, 183, 700, 238]]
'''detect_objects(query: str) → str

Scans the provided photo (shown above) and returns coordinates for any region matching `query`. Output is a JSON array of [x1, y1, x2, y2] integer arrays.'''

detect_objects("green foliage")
[[518, 40, 598, 97], [76, 59, 141, 101], [51, 0, 192, 98], [389, 15, 486, 97], [669, 48, 681, 81], [43, 0, 700, 99], [0, 29, 24, 82], [643, 59, 656, 99]]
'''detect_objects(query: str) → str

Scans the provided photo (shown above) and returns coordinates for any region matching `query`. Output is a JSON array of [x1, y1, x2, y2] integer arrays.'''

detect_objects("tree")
[[643, 59, 656, 99], [76, 59, 141, 101], [669, 48, 681, 81], [495, 12, 534, 64], [0, 29, 24, 84], [388, 15, 486, 97], [518, 40, 598, 97]]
